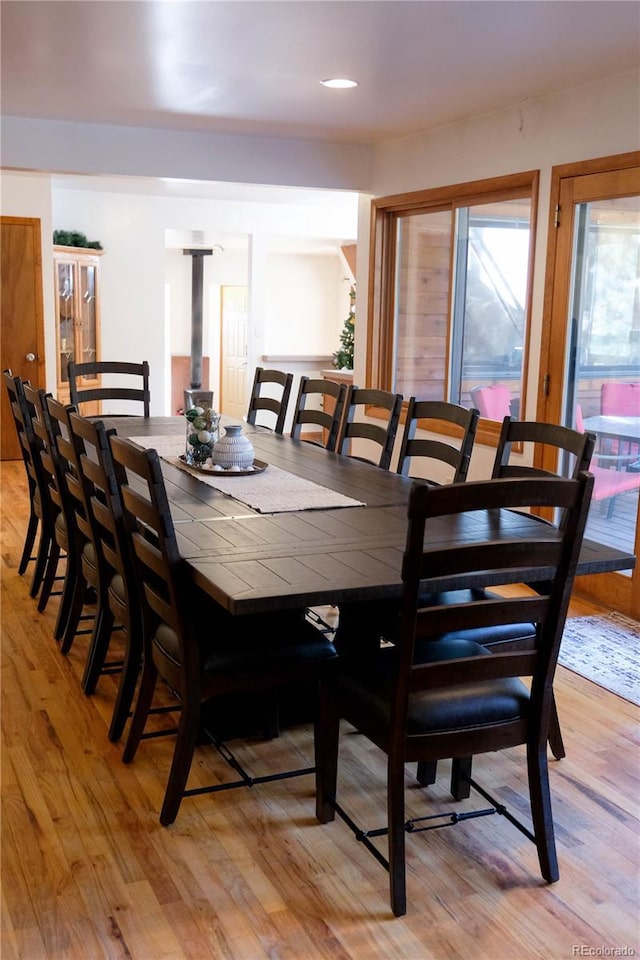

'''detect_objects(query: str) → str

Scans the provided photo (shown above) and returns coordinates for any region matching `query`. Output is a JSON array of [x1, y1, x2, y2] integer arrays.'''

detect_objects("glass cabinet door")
[[78, 263, 98, 372], [54, 247, 102, 405], [56, 260, 76, 384]]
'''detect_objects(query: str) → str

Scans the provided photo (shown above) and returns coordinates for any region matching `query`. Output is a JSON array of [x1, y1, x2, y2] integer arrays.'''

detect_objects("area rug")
[[558, 613, 640, 705]]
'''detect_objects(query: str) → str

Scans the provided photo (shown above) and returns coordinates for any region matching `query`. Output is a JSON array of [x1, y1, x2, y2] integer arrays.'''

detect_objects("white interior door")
[[220, 285, 249, 419]]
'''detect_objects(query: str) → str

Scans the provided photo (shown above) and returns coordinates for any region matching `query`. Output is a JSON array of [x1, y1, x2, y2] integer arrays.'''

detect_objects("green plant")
[[333, 283, 355, 370], [53, 229, 102, 250]]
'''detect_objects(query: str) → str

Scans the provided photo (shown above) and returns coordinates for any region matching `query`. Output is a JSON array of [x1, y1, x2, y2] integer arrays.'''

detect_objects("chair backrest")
[[601, 381, 640, 417], [68, 360, 151, 417], [109, 435, 187, 681], [396, 399, 479, 482], [67, 412, 123, 576], [45, 396, 95, 559], [336, 386, 403, 470], [393, 472, 593, 743], [22, 384, 70, 533], [469, 384, 513, 421], [3, 370, 38, 496], [492, 416, 595, 480], [246, 367, 293, 434], [68, 412, 141, 631], [290, 376, 348, 452]]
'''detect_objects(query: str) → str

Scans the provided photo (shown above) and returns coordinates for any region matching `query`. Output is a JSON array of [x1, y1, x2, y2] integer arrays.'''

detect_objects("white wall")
[[359, 69, 640, 477], [265, 253, 348, 356], [45, 183, 358, 413]]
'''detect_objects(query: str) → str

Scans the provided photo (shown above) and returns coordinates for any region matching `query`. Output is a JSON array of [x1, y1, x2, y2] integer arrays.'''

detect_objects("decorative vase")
[[211, 424, 255, 470], [184, 405, 221, 466]]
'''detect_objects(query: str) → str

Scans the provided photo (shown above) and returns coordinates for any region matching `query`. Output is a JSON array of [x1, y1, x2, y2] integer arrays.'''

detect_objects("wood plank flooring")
[[1, 460, 639, 960]]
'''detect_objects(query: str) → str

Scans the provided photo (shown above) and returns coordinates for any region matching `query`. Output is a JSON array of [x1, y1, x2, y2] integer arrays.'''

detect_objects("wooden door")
[[220, 285, 249, 419], [539, 153, 640, 618], [1, 217, 46, 460]]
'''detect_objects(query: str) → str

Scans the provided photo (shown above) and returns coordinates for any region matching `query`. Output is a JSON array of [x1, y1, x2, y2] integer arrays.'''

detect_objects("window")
[[369, 172, 538, 442]]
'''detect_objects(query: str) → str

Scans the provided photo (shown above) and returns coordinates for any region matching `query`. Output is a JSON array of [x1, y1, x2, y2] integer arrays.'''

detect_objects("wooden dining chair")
[[44, 395, 105, 658], [336, 386, 403, 470], [492, 416, 595, 482], [3, 371, 51, 593], [68, 359, 151, 417], [22, 386, 89, 647], [290, 376, 348, 452], [246, 366, 293, 434], [315, 472, 593, 916], [68, 412, 144, 741], [396, 399, 479, 482], [109, 434, 338, 825], [482, 415, 597, 762]]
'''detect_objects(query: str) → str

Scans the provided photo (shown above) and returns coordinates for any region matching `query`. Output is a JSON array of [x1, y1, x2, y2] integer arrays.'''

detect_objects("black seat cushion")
[[154, 603, 337, 673], [372, 590, 536, 648], [334, 636, 529, 734]]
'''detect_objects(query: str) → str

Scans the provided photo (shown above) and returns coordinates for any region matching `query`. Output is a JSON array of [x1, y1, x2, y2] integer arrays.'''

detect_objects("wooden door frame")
[[537, 151, 640, 618], [1, 216, 46, 459]]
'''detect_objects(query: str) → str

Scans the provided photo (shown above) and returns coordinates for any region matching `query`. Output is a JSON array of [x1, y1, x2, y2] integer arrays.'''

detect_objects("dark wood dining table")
[[104, 416, 636, 618]]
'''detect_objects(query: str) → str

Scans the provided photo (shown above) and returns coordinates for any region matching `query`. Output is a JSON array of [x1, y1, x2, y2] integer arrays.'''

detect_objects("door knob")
[[25, 353, 36, 362]]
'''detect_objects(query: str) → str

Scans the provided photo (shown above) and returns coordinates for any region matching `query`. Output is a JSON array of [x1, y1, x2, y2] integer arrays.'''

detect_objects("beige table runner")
[[129, 435, 366, 514]]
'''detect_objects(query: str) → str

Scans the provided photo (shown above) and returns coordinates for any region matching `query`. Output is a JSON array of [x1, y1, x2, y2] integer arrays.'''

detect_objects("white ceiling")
[[2, 0, 639, 146]]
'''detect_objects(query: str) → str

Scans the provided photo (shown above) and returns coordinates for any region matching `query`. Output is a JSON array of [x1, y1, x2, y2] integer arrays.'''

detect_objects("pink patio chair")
[[600, 381, 640, 461], [576, 405, 640, 517], [469, 384, 513, 421]]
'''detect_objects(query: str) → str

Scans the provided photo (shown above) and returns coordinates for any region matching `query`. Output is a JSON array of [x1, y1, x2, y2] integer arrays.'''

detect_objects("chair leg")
[[81, 601, 115, 694], [547, 694, 565, 760], [450, 757, 472, 800], [36, 537, 60, 613], [315, 683, 340, 824], [527, 741, 559, 883], [388, 755, 407, 917], [59, 569, 90, 653], [416, 760, 437, 786], [109, 618, 142, 743], [160, 698, 200, 826], [122, 656, 158, 764], [53, 552, 78, 642], [19, 511, 39, 576], [32, 531, 55, 602]]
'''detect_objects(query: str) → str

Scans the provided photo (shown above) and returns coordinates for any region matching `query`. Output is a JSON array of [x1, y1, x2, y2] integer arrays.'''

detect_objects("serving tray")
[[180, 455, 268, 477]]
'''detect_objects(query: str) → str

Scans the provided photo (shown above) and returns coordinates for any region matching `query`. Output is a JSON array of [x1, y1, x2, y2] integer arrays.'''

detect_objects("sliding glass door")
[[540, 154, 639, 617]]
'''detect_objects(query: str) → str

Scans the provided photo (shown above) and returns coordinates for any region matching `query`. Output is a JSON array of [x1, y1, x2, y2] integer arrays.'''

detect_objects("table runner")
[[129, 435, 366, 514]]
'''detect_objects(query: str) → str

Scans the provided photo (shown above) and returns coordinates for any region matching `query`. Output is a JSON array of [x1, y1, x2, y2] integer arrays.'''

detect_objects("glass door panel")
[[542, 157, 639, 617], [563, 194, 639, 560], [57, 261, 76, 383], [79, 264, 98, 370], [394, 209, 453, 401]]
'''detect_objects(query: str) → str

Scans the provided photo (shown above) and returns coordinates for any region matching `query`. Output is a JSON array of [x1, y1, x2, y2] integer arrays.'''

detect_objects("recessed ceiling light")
[[320, 78, 358, 89]]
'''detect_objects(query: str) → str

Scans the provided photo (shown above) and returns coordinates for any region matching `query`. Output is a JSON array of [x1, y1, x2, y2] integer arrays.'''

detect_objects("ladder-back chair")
[[246, 367, 293, 434]]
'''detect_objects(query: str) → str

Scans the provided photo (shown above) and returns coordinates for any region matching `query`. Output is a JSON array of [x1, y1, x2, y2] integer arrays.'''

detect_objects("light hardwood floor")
[[1, 460, 638, 960]]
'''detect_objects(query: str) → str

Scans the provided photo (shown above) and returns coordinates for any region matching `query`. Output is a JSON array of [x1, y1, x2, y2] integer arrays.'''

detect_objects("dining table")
[[103, 415, 637, 625]]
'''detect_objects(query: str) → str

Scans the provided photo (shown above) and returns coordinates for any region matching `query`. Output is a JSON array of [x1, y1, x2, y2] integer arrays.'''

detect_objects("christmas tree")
[[333, 283, 355, 370]]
